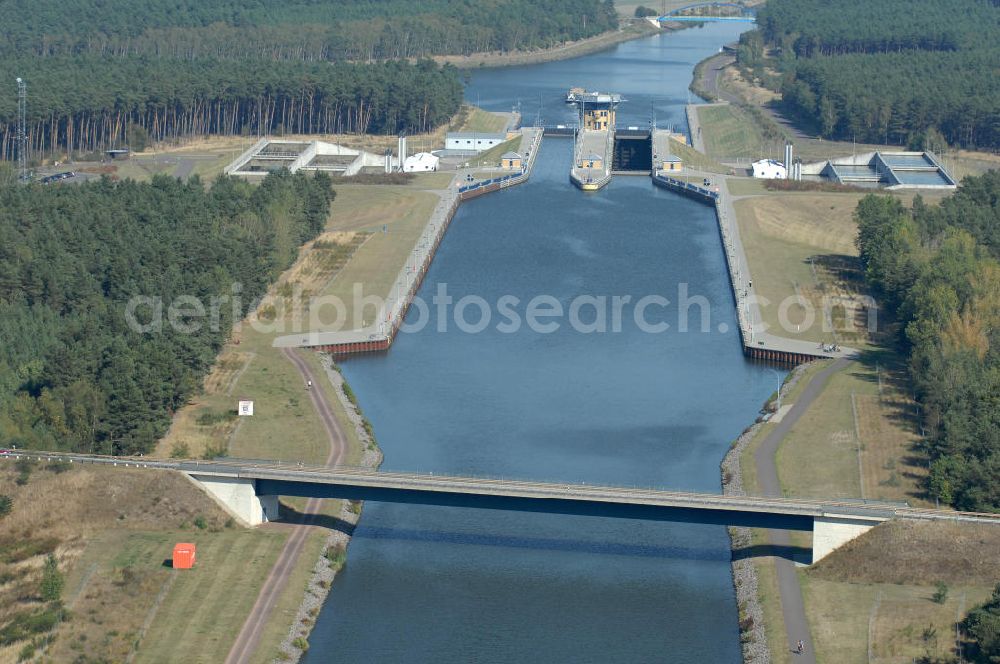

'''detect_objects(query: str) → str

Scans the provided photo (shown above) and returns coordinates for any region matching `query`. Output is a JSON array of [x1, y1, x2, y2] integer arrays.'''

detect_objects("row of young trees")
[[855, 171, 1000, 512], [0, 171, 334, 455], [0, 58, 464, 159], [1, 0, 618, 60], [739, 0, 1000, 149]]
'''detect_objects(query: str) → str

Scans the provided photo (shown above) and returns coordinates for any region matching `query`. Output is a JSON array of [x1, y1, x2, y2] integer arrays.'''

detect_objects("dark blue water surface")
[[465, 23, 745, 130], [304, 24, 768, 663]]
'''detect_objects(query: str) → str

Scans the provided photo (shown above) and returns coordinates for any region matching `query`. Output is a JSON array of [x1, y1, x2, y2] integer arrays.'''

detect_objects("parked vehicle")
[[40, 171, 75, 184]]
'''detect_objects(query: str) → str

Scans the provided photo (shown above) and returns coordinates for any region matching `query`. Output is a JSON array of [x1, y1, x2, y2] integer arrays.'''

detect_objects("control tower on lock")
[[570, 92, 621, 191]]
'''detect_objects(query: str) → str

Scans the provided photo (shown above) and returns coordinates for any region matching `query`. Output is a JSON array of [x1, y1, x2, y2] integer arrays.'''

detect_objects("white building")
[[445, 132, 507, 153], [224, 138, 389, 177], [751, 159, 787, 179], [402, 152, 439, 172]]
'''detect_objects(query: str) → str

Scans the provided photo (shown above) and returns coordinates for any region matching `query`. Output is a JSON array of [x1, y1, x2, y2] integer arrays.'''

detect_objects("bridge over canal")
[[659, 2, 757, 23], [7, 452, 998, 564]]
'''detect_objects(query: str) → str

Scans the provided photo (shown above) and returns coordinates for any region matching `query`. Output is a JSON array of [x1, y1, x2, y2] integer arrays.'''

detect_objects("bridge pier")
[[187, 474, 279, 526], [811, 515, 886, 563]]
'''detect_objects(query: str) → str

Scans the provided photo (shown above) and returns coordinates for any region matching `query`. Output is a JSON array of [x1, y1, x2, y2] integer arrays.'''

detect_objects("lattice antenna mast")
[[16, 77, 27, 181]]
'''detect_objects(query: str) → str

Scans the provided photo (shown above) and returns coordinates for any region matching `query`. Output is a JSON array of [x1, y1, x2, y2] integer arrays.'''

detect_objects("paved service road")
[[695, 52, 815, 142], [696, 52, 741, 104], [754, 358, 850, 663], [224, 348, 348, 664]]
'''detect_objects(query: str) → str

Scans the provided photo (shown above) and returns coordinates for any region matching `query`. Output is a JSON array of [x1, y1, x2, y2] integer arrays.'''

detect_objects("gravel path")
[[270, 354, 383, 663], [223, 348, 349, 664]]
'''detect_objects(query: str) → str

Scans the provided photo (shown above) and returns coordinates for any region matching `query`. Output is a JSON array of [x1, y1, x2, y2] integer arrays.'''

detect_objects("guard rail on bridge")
[[659, 2, 756, 22], [6, 451, 997, 562], [6, 451, 997, 524]]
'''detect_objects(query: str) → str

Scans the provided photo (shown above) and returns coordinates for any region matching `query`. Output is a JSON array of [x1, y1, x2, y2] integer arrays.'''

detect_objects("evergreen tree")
[[40, 553, 63, 602], [743, 0, 1000, 148], [963, 584, 1000, 662], [0, 171, 335, 455]]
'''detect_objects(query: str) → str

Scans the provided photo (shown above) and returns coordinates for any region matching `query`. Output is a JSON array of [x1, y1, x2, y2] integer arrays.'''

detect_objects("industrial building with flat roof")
[[802, 151, 956, 189], [768, 143, 956, 190], [224, 138, 392, 177], [444, 132, 508, 153]]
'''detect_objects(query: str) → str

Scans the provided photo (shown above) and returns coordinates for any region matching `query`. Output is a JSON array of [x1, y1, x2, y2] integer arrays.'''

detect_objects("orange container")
[[172, 543, 196, 569]]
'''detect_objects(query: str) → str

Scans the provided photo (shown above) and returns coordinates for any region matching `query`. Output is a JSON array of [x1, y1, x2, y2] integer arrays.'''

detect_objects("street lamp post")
[[767, 368, 784, 411]]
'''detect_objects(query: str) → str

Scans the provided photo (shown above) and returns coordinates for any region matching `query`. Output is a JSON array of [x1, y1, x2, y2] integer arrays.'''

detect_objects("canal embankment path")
[[753, 358, 851, 664], [224, 348, 348, 664]]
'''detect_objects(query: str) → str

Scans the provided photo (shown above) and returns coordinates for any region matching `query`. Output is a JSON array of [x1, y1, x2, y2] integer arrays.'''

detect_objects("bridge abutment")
[[187, 474, 279, 526], [811, 515, 885, 563]]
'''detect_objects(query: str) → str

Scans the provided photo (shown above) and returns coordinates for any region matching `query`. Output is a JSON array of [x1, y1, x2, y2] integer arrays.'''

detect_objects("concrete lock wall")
[[812, 515, 884, 563], [187, 474, 279, 526]]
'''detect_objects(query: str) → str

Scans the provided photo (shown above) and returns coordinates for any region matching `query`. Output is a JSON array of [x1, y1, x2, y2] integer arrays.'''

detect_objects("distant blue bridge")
[[659, 2, 756, 23]]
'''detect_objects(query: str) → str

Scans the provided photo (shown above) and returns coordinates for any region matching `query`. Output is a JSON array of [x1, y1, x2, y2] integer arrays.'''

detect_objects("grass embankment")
[[730, 194, 995, 661], [732, 189, 956, 348], [784, 367, 994, 662], [697, 104, 771, 162], [106, 528, 296, 663], [156, 227, 368, 463], [317, 185, 442, 331], [0, 463, 289, 663], [773, 359, 928, 505], [803, 518, 1000, 663], [454, 105, 509, 133], [159, 183, 442, 475], [733, 191, 872, 347], [240, 528, 328, 664], [158, 180, 449, 462], [668, 136, 730, 174]]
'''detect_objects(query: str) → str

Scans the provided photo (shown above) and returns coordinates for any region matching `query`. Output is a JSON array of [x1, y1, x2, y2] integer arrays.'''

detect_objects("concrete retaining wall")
[[812, 515, 884, 563], [187, 474, 279, 526]]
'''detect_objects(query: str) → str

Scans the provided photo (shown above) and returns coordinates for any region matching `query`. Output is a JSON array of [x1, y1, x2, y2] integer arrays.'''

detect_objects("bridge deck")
[[659, 1, 756, 22], [7, 452, 998, 528]]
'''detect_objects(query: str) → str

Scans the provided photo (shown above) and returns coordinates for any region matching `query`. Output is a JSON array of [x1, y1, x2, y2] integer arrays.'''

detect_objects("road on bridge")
[[11, 450, 996, 528]]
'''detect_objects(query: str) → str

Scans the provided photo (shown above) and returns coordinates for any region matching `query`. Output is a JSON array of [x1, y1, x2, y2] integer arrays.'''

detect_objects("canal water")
[[304, 23, 765, 663]]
